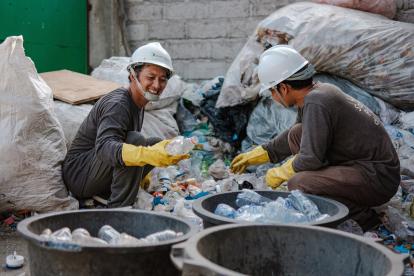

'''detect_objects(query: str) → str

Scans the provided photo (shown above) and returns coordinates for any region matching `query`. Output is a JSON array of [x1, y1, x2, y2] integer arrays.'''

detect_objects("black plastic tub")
[[192, 190, 349, 228], [17, 209, 197, 276], [171, 224, 408, 276]]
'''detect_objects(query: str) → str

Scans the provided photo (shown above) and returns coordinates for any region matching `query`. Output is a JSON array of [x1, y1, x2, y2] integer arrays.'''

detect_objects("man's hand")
[[230, 146, 270, 174], [266, 156, 296, 189], [122, 140, 190, 167]]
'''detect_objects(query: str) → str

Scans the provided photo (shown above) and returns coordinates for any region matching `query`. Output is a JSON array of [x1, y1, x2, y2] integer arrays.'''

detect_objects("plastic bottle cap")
[[6, 251, 24, 268]]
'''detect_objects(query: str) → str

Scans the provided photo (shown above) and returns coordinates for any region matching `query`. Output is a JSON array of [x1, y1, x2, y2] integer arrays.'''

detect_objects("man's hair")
[[133, 63, 172, 79], [279, 64, 313, 89]]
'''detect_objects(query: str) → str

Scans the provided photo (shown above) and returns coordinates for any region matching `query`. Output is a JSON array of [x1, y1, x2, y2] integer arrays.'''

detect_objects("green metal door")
[[0, 0, 88, 73]]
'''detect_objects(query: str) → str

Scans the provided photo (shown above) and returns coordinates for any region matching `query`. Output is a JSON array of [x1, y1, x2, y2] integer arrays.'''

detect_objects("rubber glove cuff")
[[266, 155, 296, 189]]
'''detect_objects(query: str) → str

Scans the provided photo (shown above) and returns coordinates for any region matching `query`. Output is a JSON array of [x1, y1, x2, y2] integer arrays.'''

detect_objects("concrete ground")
[[0, 230, 30, 276]]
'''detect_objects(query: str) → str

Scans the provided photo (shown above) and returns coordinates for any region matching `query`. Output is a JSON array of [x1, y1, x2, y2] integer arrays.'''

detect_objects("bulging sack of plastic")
[[166, 136, 198, 155], [218, 2, 414, 110], [0, 36, 76, 212], [313, 0, 397, 18], [235, 189, 272, 207]]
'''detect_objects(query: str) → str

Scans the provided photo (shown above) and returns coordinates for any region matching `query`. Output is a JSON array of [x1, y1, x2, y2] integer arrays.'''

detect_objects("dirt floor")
[[0, 230, 30, 276]]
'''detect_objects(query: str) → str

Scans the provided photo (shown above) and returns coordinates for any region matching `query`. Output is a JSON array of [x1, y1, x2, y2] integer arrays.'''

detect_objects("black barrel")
[[171, 224, 407, 276], [17, 209, 197, 276], [192, 190, 349, 228]]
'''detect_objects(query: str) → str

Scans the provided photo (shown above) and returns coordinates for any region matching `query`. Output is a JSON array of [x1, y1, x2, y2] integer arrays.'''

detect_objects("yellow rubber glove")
[[266, 155, 296, 189], [230, 146, 270, 174], [122, 140, 190, 167]]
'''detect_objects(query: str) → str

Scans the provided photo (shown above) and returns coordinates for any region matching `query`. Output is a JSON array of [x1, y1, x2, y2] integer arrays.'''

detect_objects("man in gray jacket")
[[63, 42, 188, 207], [231, 45, 400, 230]]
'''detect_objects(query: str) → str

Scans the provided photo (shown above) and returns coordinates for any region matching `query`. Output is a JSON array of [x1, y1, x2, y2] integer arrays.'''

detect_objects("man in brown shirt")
[[230, 45, 400, 230]]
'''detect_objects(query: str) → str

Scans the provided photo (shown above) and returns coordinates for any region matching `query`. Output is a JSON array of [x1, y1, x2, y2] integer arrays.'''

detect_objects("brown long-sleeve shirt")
[[263, 82, 400, 195]]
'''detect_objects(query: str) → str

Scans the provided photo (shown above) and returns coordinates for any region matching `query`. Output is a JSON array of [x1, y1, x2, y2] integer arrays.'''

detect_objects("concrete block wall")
[[125, 0, 304, 82], [89, 0, 413, 80]]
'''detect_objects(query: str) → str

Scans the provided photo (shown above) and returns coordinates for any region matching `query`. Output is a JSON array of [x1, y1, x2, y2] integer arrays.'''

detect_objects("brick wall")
[[125, 0, 414, 81], [125, 0, 304, 82]]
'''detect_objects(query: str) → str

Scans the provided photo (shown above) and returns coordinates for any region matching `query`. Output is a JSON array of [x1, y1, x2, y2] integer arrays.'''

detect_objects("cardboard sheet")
[[40, 69, 121, 104]]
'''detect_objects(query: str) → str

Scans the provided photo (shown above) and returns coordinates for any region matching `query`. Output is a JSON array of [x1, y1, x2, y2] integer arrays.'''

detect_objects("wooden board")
[[40, 70, 122, 104]]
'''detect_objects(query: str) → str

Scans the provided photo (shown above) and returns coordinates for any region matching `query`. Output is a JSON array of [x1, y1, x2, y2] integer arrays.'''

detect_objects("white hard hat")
[[129, 42, 173, 73], [258, 45, 310, 95]]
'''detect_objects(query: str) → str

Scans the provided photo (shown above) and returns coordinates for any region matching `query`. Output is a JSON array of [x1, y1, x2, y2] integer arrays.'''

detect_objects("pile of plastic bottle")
[[40, 225, 182, 247], [136, 136, 265, 223], [214, 189, 330, 223]]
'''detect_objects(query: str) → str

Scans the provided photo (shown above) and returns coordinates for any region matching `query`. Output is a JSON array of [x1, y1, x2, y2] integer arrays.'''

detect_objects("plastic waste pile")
[[40, 225, 182, 247], [214, 189, 330, 223], [135, 135, 267, 230]]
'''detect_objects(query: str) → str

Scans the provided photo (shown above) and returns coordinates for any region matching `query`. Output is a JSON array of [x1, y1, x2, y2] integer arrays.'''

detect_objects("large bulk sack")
[[217, 2, 414, 110], [0, 36, 76, 212], [313, 0, 397, 18]]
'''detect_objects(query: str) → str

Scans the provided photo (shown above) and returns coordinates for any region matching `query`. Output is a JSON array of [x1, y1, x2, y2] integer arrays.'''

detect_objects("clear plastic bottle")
[[98, 225, 142, 246], [72, 228, 108, 246], [214, 203, 236, 219], [235, 204, 265, 222], [165, 136, 198, 155], [287, 190, 321, 221], [50, 227, 72, 242], [235, 189, 272, 207], [40, 228, 52, 239], [98, 225, 121, 245], [116, 233, 143, 246], [141, 230, 183, 244], [262, 198, 307, 224]]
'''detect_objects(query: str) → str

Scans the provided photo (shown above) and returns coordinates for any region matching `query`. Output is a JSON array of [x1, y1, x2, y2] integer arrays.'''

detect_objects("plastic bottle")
[[287, 190, 321, 221], [40, 228, 52, 239], [214, 203, 237, 219], [235, 189, 272, 207], [50, 227, 72, 242], [116, 233, 143, 246], [157, 168, 172, 191], [235, 204, 265, 222], [98, 225, 142, 246], [72, 228, 108, 246], [165, 136, 198, 155], [262, 198, 307, 224], [98, 225, 121, 245], [141, 230, 183, 244]]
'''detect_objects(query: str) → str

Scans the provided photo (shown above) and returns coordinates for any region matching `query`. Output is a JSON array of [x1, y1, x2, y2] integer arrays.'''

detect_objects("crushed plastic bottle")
[[165, 136, 198, 155], [214, 203, 237, 219], [287, 190, 322, 221], [261, 198, 307, 223], [72, 228, 108, 246], [50, 227, 72, 242], [235, 189, 272, 207], [235, 204, 265, 222]]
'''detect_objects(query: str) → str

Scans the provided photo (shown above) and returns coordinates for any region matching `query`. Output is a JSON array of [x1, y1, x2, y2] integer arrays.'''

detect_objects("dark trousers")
[[286, 124, 388, 230], [63, 132, 161, 207]]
